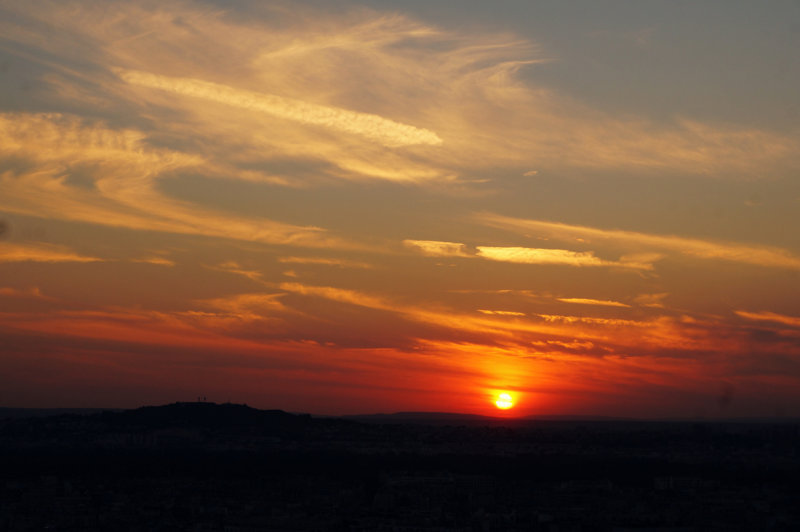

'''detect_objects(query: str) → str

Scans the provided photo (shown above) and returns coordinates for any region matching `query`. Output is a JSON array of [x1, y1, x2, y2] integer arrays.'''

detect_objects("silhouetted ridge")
[[106, 401, 308, 429], [0, 402, 358, 451]]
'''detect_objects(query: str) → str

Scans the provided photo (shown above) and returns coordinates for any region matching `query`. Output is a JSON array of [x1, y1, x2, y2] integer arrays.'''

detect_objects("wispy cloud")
[[132, 257, 175, 267], [476, 246, 655, 270], [405, 239, 656, 270], [0, 113, 347, 249], [0, 242, 103, 263], [118, 69, 442, 148], [536, 314, 647, 327], [3, 0, 794, 197], [199, 292, 290, 322], [403, 240, 470, 257], [736, 310, 800, 328], [278, 256, 372, 269], [634, 293, 669, 308], [558, 298, 630, 308], [279, 282, 388, 311], [477, 309, 526, 316], [277, 281, 666, 352], [479, 214, 800, 270], [207, 261, 266, 284]]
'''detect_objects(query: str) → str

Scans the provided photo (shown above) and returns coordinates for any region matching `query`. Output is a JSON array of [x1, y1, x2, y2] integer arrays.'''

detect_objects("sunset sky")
[[1, 0, 799, 417]]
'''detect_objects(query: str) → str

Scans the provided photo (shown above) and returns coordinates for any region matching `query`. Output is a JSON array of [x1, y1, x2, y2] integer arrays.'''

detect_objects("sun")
[[495, 393, 514, 410]]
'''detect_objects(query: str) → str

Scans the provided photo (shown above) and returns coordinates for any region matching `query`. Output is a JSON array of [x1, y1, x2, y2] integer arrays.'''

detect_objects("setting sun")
[[495, 393, 514, 410]]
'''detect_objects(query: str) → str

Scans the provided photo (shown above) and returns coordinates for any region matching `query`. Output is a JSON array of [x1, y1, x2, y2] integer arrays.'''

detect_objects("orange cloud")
[[197, 292, 291, 323], [207, 261, 267, 285], [0, 286, 51, 299], [0, 242, 103, 263], [558, 298, 631, 308], [279, 256, 372, 269], [736, 310, 800, 328], [634, 293, 669, 308], [275, 281, 707, 356], [132, 257, 175, 267], [477, 309, 526, 316]]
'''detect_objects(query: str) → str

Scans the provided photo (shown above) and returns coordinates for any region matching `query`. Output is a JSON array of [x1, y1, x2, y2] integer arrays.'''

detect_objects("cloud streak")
[[479, 213, 800, 270], [405, 238, 656, 270], [278, 256, 372, 269], [0, 242, 103, 263], [558, 298, 630, 308], [736, 310, 800, 328], [476, 246, 654, 270], [118, 69, 443, 148], [403, 240, 470, 258]]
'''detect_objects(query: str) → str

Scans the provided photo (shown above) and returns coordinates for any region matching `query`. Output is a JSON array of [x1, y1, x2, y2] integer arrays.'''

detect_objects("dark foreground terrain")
[[1, 402, 799, 531]]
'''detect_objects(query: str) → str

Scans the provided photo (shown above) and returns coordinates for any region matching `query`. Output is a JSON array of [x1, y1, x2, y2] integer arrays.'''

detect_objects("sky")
[[1, 0, 799, 417]]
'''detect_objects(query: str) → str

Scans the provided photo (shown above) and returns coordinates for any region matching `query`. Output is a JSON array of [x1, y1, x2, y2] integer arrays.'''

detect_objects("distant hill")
[[3, 403, 797, 425], [0, 402, 367, 453], [0, 407, 123, 419], [105, 401, 311, 429]]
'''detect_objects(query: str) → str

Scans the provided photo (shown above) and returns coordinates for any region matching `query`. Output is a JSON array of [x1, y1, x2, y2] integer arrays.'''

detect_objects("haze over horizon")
[[1, 0, 799, 418]]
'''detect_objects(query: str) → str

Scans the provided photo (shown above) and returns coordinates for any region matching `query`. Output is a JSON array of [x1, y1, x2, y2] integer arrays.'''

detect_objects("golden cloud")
[[558, 298, 631, 308], [403, 239, 470, 257], [476, 246, 654, 270], [477, 309, 526, 316], [479, 214, 800, 270], [118, 69, 442, 148]]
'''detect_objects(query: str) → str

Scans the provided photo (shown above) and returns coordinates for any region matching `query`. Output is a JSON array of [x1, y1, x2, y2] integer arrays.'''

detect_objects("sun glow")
[[495, 393, 514, 410]]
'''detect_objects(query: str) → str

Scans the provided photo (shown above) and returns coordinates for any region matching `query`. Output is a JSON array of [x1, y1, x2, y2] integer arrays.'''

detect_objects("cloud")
[[477, 309, 526, 316], [634, 293, 669, 308], [0, 286, 51, 299], [476, 246, 654, 270], [198, 292, 290, 322], [536, 314, 646, 327], [278, 256, 372, 269], [0, 113, 348, 249], [736, 310, 800, 328], [276, 281, 668, 352], [479, 213, 800, 270], [2, 0, 795, 199], [404, 239, 470, 257], [118, 69, 442, 148], [132, 257, 175, 267], [0, 242, 103, 263], [558, 298, 630, 308], [404, 239, 654, 270], [207, 261, 266, 284], [279, 282, 388, 311]]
